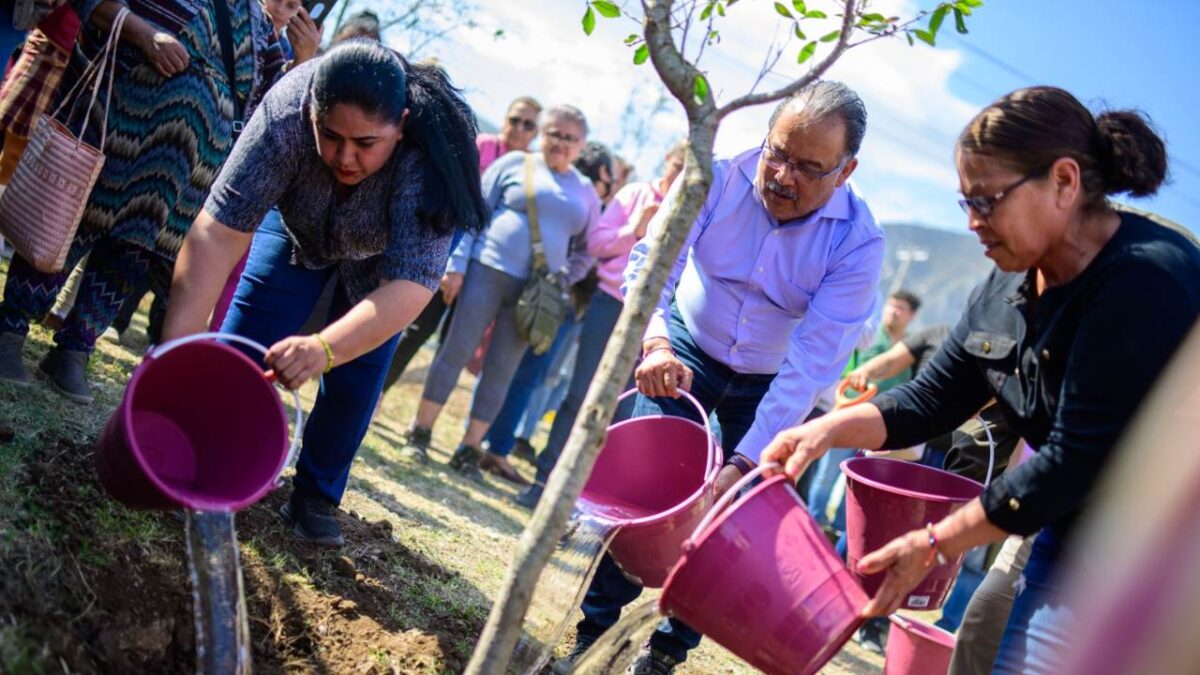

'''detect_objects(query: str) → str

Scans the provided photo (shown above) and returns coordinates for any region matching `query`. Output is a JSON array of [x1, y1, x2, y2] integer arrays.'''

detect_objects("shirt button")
[[982, 341, 992, 354], [1041, 348, 1050, 360], [731, 346, 739, 353], [1008, 497, 1021, 511], [741, 318, 748, 324], [757, 266, 764, 273]]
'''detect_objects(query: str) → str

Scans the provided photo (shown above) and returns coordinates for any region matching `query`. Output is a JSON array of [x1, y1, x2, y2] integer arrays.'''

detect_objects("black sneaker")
[[854, 616, 888, 655], [38, 347, 93, 404], [399, 426, 433, 464], [552, 634, 597, 674], [512, 437, 536, 462], [513, 483, 544, 510], [279, 490, 345, 547], [448, 444, 484, 482], [629, 647, 679, 675]]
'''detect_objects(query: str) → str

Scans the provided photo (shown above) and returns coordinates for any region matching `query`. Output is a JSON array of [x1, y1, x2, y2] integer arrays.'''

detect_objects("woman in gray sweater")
[[400, 105, 601, 481]]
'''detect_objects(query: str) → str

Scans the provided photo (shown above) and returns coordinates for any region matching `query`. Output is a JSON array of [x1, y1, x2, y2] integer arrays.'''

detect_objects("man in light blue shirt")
[[566, 81, 884, 674]]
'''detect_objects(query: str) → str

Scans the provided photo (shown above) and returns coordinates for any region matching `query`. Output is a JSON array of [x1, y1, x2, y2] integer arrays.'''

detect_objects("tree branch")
[[716, 0, 859, 120]]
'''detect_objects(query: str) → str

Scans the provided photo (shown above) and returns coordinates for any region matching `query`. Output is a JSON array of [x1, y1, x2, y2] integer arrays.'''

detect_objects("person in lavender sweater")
[[562, 81, 884, 674]]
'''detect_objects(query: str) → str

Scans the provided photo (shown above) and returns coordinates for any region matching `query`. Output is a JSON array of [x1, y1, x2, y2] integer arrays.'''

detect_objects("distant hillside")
[[878, 223, 994, 331]]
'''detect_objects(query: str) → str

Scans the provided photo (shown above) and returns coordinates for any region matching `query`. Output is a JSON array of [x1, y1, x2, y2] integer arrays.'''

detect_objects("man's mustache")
[[765, 180, 797, 201]]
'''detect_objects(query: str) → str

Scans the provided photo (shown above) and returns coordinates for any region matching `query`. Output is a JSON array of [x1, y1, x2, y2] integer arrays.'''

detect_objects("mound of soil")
[[1, 435, 485, 673]]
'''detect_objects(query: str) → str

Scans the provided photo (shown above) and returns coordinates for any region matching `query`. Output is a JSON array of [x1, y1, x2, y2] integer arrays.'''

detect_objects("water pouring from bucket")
[[96, 332, 304, 511]]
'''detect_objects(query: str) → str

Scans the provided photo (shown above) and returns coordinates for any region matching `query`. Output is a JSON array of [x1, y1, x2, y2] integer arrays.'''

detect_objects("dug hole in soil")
[[0, 435, 483, 673]]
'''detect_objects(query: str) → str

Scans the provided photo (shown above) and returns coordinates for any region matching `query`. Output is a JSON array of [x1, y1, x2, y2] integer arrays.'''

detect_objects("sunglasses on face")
[[507, 116, 537, 132], [544, 129, 581, 145], [957, 168, 1047, 218]]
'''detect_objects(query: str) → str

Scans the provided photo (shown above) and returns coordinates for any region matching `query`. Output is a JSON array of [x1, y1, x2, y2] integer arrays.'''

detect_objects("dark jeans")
[[577, 307, 775, 663], [533, 291, 633, 481], [483, 312, 577, 457], [220, 213, 400, 505], [992, 530, 1072, 674]]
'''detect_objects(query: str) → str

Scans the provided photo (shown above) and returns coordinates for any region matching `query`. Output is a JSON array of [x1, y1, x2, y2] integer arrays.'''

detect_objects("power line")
[[943, 34, 1037, 85]]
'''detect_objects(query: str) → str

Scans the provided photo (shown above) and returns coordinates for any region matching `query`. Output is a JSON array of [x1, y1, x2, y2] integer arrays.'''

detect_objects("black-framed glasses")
[[957, 168, 1048, 218], [507, 115, 537, 132], [760, 141, 845, 182], [544, 129, 581, 144]]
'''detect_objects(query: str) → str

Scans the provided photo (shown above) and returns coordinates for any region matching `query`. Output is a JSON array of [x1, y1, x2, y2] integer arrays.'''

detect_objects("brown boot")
[[479, 452, 529, 486]]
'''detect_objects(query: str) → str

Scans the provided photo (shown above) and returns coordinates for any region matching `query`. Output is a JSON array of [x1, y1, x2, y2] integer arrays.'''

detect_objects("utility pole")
[[888, 245, 929, 296]]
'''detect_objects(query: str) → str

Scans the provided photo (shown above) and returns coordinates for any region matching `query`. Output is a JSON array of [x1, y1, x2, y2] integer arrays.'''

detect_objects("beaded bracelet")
[[726, 454, 755, 476], [925, 522, 949, 567], [313, 333, 335, 373]]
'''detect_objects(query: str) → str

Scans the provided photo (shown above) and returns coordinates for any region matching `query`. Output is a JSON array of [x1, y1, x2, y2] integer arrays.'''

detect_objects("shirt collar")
[[735, 148, 854, 227]]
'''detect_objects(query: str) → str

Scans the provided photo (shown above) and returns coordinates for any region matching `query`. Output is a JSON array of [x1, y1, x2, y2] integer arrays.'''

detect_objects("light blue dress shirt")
[[623, 148, 885, 462]]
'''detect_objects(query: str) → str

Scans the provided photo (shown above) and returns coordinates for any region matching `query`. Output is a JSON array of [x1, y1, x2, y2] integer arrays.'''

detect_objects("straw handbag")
[[0, 7, 129, 273]]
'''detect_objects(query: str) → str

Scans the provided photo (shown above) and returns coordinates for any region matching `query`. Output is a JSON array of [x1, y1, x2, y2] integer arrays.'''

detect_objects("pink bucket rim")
[[580, 412, 722, 528], [840, 456, 982, 504], [889, 615, 957, 648], [121, 341, 289, 511]]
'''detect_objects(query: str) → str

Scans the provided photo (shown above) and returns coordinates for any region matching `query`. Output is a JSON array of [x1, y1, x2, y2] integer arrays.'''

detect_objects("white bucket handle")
[[151, 332, 305, 477], [618, 387, 720, 481], [686, 461, 782, 546], [974, 413, 997, 487]]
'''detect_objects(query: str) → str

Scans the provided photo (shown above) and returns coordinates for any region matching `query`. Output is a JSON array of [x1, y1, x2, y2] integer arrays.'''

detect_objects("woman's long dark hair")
[[312, 40, 489, 235]]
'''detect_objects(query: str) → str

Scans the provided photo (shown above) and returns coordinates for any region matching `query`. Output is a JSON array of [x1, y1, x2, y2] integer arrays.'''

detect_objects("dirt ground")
[[0, 283, 888, 674]]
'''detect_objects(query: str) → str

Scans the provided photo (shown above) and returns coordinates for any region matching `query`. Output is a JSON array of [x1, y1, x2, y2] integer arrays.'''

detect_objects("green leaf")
[[716, 2, 725, 16], [861, 12, 886, 22], [692, 74, 710, 105], [819, 29, 841, 42], [962, 0, 984, 6], [793, 24, 806, 40], [792, 0, 807, 13], [797, 40, 817, 64], [953, 1, 974, 15], [624, 33, 639, 45], [633, 43, 650, 65], [914, 28, 936, 46], [954, 7, 969, 33], [700, 3, 712, 20], [592, 0, 621, 18], [805, 9, 827, 18], [929, 5, 948, 35], [774, 2, 793, 18], [906, 31, 914, 46], [582, 6, 596, 35]]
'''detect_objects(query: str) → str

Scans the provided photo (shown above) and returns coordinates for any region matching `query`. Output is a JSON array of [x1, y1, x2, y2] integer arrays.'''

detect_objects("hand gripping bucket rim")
[[580, 388, 721, 528], [105, 332, 304, 511], [659, 463, 868, 675]]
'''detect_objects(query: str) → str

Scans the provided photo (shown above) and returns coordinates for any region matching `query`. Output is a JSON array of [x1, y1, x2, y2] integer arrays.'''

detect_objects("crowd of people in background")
[[2, 3, 1199, 675]]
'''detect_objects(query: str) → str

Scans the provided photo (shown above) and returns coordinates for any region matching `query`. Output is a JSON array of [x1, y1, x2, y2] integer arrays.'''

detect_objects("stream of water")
[[566, 599, 663, 674], [184, 510, 252, 675]]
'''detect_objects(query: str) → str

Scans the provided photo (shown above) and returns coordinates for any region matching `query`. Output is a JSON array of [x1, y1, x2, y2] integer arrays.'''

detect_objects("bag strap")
[[212, 0, 244, 130], [52, 6, 129, 148], [522, 152, 549, 272]]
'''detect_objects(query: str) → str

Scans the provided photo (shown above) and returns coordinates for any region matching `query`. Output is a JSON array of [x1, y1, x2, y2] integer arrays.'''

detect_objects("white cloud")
[[418, 0, 985, 229]]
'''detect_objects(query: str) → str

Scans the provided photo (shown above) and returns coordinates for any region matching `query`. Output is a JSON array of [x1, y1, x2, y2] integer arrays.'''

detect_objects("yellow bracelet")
[[313, 333, 335, 373]]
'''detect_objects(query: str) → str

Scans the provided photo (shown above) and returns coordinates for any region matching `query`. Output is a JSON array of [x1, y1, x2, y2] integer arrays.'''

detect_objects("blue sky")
[[407, 0, 1198, 233]]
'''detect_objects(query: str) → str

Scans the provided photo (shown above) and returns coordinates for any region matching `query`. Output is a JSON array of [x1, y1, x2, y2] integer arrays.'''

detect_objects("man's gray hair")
[[544, 104, 589, 138], [768, 80, 867, 158]]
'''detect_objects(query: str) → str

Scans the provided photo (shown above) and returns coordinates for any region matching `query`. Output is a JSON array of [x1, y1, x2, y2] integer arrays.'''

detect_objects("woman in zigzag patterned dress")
[[0, 0, 291, 403]]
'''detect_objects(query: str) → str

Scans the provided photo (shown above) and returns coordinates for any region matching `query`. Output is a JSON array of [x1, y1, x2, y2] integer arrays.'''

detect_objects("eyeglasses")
[[760, 141, 845, 182], [544, 129, 581, 144], [957, 168, 1047, 218], [507, 116, 537, 133]]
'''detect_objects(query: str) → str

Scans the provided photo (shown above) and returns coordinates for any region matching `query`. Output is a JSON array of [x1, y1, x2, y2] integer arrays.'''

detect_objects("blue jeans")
[[577, 307, 775, 663], [992, 529, 1073, 674], [533, 292, 633, 484], [806, 447, 857, 529], [483, 313, 578, 457], [219, 211, 400, 505]]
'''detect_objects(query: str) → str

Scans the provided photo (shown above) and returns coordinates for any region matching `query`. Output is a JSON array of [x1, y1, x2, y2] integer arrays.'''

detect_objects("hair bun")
[[1095, 110, 1168, 197]]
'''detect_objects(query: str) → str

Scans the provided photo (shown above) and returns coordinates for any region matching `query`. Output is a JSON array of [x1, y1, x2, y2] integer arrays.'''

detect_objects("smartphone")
[[303, 0, 338, 28]]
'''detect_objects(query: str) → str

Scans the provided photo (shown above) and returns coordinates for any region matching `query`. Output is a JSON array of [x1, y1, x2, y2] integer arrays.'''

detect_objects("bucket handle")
[[618, 387, 720, 481], [835, 379, 878, 410], [150, 332, 305, 476], [975, 413, 996, 487], [685, 461, 782, 549]]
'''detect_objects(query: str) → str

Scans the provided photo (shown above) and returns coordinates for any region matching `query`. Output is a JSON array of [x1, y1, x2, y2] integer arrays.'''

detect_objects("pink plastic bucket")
[[578, 390, 720, 588], [96, 333, 302, 511], [660, 463, 868, 675], [884, 616, 955, 675], [841, 457, 982, 609]]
